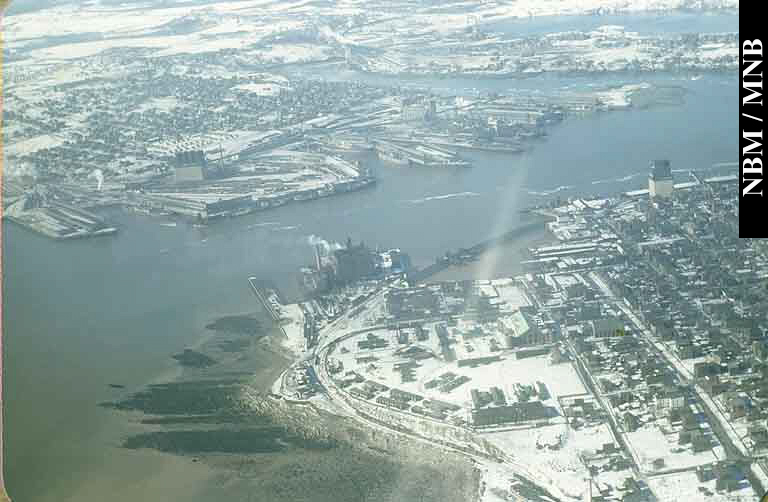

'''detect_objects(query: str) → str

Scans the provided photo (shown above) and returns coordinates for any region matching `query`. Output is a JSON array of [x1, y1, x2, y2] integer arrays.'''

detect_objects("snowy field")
[[4, 134, 65, 156], [624, 420, 723, 473], [278, 303, 306, 354], [334, 323, 586, 413], [486, 422, 628, 500], [3, 0, 738, 67]]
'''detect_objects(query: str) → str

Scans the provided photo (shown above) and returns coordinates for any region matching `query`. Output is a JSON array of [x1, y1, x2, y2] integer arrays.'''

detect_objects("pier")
[[411, 219, 550, 282]]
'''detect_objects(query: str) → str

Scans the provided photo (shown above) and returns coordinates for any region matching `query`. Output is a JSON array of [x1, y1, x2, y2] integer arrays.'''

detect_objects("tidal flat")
[[101, 311, 481, 502]]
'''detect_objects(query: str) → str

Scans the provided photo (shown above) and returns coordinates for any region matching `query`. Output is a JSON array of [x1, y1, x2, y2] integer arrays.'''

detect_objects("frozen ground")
[[485, 422, 626, 500], [4, 0, 738, 65], [278, 303, 306, 354], [624, 419, 722, 473], [233, 82, 292, 96], [646, 470, 755, 501], [335, 325, 585, 412], [4, 134, 65, 156]]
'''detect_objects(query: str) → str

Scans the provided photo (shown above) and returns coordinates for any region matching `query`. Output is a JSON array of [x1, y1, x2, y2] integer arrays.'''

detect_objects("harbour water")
[[2, 35, 737, 502]]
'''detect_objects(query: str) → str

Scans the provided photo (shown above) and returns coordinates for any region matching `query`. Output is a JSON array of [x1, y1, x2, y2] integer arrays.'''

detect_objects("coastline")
[[1, 4, 739, 497], [425, 219, 555, 283], [100, 292, 482, 502], [262, 217, 561, 502]]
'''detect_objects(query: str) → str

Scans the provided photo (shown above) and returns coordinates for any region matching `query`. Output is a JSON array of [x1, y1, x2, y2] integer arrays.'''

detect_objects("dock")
[[411, 219, 549, 282], [373, 138, 470, 168]]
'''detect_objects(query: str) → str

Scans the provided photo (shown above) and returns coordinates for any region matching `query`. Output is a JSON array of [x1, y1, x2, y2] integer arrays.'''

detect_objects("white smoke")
[[307, 234, 344, 253], [89, 169, 104, 191]]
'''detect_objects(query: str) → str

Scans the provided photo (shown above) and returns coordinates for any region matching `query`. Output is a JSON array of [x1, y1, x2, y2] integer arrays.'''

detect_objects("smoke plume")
[[307, 234, 344, 253]]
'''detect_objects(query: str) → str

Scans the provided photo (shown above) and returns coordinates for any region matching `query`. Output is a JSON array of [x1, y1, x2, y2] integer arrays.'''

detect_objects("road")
[[304, 283, 567, 502], [584, 269, 768, 495]]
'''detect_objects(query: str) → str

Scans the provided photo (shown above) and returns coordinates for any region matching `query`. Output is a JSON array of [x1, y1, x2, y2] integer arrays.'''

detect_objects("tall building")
[[649, 160, 673, 198]]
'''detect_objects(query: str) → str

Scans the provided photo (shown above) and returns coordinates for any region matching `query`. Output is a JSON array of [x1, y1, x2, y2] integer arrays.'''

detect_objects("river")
[[2, 13, 737, 502]]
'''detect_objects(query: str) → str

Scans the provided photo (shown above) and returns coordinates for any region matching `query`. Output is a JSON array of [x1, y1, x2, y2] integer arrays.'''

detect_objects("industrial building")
[[498, 308, 551, 348], [471, 401, 550, 426], [333, 241, 378, 285], [172, 150, 207, 182]]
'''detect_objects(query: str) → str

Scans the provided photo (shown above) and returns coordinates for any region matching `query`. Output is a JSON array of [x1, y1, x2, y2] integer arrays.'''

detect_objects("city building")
[[648, 160, 674, 198], [499, 309, 550, 348], [471, 401, 549, 426], [654, 386, 686, 411], [588, 318, 625, 337]]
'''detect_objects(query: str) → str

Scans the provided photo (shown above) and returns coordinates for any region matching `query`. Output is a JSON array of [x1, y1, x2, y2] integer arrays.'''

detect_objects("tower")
[[649, 160, 674, 198]]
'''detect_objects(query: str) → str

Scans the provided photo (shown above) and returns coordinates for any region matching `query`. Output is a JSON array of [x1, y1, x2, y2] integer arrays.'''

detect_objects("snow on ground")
[[278, 303, 306, 354], [714, 405, 752, 456], [335, 326, 586, 412], [154, 35, 256, 57], [20, 35, 200, 61], [4, 2, 313, 62], [581, 46, 645, 67], [3, 0, 308, 42], [489, 279, 531, 310], [4, 0, 738, 63], [596, 85, 638, 107], [647, 470, 755, 502], [624, 420, 719, 472], [133, 97, 180, 114], [146, 129, 281, 156], [5, 134, 66, 156], [233, 82, 292, 96], [476, 460, 521, 502], [4, 4, 191, 40], [246, 44, 334, 64], [486, 422, 623, 500], [340, 0, 738, 42], [439, 355, 586, 405], [697, 43, 738, 60], [751, 463, 768, 497], [18, 31, 259, 61]]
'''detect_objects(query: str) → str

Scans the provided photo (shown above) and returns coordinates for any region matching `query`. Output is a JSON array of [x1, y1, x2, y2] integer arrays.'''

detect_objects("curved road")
[[303, 284, 567, 502]]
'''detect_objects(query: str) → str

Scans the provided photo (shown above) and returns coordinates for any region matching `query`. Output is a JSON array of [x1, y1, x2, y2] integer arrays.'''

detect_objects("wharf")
[[411, 219, 550, 282], [374, 139, 470, 168], [4, 208, 118, 240]]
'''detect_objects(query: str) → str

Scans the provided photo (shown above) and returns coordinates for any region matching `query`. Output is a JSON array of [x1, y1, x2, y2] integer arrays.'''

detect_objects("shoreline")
[[263, 218, 562, 502], [100, 216, 558, 502], [101, 295, 481, 502], [416, 216, 555, 283]]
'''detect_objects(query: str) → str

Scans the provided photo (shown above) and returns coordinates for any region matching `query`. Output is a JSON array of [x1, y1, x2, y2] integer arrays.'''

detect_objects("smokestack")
[[315, 244, 322, 271]]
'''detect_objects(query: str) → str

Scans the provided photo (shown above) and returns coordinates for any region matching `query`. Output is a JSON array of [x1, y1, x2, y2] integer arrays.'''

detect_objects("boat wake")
[[526, 185, 572, 197], [592, 172, 642, 185], [248, 221, 281, 229], [407, 191, 480, 204]]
